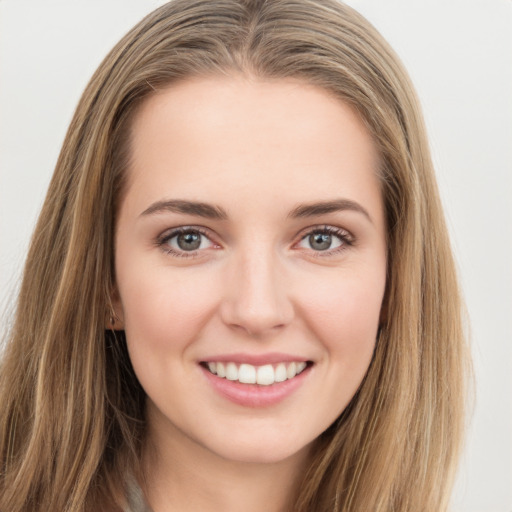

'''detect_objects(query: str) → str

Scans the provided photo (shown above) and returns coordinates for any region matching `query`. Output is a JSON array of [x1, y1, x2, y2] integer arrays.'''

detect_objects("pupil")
[[177, 232, 201, 250], [310, 233, 331, 251]]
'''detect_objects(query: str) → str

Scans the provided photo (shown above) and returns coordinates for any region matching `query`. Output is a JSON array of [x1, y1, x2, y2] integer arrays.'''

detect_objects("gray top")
[[124, 474, 154, 512]]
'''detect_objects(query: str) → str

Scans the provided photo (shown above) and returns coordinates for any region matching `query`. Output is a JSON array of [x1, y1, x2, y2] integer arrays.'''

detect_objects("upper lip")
[[199, 352, 311, 366]]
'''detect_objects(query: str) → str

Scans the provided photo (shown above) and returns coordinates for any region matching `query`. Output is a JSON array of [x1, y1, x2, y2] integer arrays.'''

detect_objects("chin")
[[199, 430, 315, 466]]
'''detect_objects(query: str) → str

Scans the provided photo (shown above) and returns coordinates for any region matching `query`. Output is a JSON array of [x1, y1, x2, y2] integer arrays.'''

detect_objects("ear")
[[106, 286, 125, 330]]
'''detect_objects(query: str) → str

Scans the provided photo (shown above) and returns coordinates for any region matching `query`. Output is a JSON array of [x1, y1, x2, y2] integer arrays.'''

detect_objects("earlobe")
[[107, 309, 124, 330], [106, 290, 125, 330]]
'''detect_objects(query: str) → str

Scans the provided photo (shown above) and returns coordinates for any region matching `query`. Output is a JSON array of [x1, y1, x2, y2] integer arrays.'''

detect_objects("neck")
[[141, 410, 311, 512]]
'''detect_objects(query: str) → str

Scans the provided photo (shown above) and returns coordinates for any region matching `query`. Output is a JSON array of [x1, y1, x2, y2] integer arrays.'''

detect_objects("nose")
[[219, 247, 294, 337]]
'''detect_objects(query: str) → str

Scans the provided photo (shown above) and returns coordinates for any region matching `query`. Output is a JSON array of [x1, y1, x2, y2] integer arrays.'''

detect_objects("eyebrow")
[[288, 199, 373, 223], [140, 199, 228, 220], [140, 198, 372, 223]]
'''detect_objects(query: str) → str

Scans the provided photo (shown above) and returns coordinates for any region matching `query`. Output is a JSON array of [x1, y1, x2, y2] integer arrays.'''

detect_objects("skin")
[[113, 76, 387, 512]]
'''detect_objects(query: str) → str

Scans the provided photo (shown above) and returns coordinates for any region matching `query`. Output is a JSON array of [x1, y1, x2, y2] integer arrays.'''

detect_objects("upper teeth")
[[206, 361, 307, 386]]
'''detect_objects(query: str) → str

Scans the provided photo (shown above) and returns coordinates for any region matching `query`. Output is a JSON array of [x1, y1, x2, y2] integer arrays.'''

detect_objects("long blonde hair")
[[0, 1, 470, 510]]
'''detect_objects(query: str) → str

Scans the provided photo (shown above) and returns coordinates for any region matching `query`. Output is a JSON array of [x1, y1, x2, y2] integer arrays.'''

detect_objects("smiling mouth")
[[200, 361, 310, 386]]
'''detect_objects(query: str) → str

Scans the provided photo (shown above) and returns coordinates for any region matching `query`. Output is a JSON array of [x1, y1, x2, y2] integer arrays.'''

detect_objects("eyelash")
[[156, 226, 215, 258], [297, 225, 354, 258], [155, 225, 354, 259]]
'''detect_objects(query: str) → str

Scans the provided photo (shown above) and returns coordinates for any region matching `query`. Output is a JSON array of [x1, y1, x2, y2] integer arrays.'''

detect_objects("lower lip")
[[200, 365, 311, 407]]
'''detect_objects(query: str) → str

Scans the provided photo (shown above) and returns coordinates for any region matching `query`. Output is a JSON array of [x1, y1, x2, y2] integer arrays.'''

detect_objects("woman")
[[0, 1, 470, 511]]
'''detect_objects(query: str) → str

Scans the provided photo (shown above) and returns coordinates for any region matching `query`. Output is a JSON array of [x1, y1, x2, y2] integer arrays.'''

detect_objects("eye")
[[157, 227, 216, 257], [296, 226, 352, 253]]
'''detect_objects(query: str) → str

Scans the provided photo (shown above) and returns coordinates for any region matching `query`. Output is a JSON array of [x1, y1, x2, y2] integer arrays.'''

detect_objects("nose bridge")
[[221, 242, 293, 335]]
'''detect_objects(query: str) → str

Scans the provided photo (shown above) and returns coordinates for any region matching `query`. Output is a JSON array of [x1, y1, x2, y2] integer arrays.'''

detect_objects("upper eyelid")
[[296, 224, 354, 241], [157, 223, 352, 238], [158, 225, 216, 241]]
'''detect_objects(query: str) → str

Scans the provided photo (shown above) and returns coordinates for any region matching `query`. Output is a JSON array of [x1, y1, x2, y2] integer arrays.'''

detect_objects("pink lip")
[[199, 352, 310, 366], [200, 363, 311, 408]]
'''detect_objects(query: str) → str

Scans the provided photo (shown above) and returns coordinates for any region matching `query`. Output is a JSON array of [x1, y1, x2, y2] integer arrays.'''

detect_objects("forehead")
[[123, 76, 382, 216]]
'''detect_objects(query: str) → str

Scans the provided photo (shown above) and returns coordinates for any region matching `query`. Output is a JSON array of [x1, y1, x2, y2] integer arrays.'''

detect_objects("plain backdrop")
[[0, 1, 511, 511]]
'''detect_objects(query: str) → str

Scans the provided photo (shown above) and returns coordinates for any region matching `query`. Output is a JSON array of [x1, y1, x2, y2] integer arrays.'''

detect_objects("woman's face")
[[114, 77, 387, 465]]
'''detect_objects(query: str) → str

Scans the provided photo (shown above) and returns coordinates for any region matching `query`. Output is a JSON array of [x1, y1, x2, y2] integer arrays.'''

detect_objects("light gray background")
[[1, 1, 511, 511]]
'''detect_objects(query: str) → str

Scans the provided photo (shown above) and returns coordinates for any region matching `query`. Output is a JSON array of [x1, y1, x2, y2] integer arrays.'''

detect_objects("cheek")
[[117, 262, 221, 352], [298, 267, 385, 360]]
